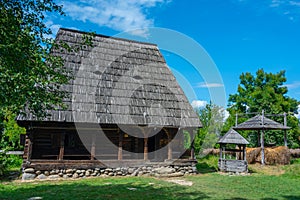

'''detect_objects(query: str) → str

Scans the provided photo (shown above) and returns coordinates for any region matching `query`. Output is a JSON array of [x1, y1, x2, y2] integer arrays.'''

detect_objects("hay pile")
[[246, 146, 290, 165], [289, 149, 300, 158], [246, 147, 261, 164], [202, 148, 220, 156]]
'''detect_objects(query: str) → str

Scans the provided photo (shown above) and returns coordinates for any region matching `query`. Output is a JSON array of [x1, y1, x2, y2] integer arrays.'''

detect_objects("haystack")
[[246, 147, 261, 164], [290, 149, 300, 158], [246, 146, 290, 165]]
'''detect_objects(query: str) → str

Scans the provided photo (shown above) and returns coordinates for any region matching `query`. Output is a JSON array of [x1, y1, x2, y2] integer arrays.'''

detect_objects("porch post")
[[261, 110, 265, 165], [243, 145, 246, 161], [118, 130, 123, 160], [25, 130, 33, 161], [190, 140, 195, 160], [167, 129, 172, 160], [90, 134, 96, 160], [144, 137, 148, 160], [284, 112, 288, 147], [219, 144, 222, 160], [261, 130, 265, 165], [58, 132, 65, 160], [190, 129, 195, 160], [168, 143, 172, 160], [257, 130, 260, 146]]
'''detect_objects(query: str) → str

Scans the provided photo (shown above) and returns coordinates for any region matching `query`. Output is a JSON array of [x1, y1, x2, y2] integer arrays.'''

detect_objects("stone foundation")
[[22, 164, 198, 180]]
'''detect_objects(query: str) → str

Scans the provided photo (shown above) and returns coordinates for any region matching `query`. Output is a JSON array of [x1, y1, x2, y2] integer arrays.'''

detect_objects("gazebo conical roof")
[[218, 128, 249, 145], [234, 115, 290, 130]]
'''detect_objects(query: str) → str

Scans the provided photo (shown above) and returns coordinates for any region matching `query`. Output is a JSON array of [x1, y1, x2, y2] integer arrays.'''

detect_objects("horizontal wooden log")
[[218, 159, 248, 173], [0, 150, 24, 155]]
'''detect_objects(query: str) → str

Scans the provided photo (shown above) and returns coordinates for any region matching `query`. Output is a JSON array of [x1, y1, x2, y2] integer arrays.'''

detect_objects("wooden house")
[[17, 28, 201, 171]]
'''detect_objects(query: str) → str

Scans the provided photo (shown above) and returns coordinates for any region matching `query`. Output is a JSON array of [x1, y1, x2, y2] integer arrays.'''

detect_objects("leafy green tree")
[[0, 0, 69, 118], [225, 69, 300, 148], [0, 110, 26, 150], [0, 0, 70, 174], [194, 102, 225, 156]]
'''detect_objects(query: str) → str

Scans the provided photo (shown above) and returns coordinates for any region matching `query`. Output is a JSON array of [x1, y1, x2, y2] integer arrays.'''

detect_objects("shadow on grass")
[[0, 169, 21, 182], [196, 162, 217, 174], [281, 195, 300, 200], [0, 178, 210, 200]]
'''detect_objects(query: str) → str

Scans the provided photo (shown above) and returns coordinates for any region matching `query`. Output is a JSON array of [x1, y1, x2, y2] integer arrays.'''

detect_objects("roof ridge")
[[58, 28, 158, 47]]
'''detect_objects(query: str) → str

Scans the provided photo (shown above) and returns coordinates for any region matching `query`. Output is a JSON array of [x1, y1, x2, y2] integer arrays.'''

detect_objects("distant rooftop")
[[234, 115, 290, 130], [218, 128, 249, 145]]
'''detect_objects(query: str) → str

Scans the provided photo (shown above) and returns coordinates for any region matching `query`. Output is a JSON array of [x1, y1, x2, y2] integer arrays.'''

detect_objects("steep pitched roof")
[[234, 115, 290, 130], [218, 128, 249, 145], [18, 28, 201, 128]]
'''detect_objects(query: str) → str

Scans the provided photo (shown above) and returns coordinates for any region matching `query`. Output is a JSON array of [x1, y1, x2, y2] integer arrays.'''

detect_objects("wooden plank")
[[118, 130, 123, 160], [261, 130, 265, 165], [91, 134, 96, 160], [144, 137, 148, 160], [218, 159, 248, 173], [27, 134, 33, 161], [58, 133, 65, 160], [0, 150, 24, 155]]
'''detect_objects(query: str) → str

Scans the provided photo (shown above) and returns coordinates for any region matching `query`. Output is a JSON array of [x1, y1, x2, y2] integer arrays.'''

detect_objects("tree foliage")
[[225, 69, 300, 148], [0, 0, 70, 118], [194, 102, 225, 156], [0, 110, 26, 150], [0, 0, 70, 173]]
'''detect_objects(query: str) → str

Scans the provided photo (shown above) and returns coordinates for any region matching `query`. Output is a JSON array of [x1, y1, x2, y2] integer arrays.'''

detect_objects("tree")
[[194, 102, 225, 156], [0, 0, 69, 118], [0, 1, 69, 174], [225, 69, 300, 148]]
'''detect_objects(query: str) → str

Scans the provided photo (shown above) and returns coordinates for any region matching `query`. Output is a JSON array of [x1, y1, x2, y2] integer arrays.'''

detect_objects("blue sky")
[[48, 0, 300, 109]]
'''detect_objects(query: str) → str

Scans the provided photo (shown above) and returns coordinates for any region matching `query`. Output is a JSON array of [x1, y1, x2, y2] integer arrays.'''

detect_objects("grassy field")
[[1, 157, 300, 200], [1, 163, 300, 200]]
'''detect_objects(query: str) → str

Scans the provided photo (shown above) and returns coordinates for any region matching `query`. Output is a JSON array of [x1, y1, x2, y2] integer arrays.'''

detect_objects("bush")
[[6, 155, 23, 169], [196, 155, 219, 173], [290, 158, 300, 165], [0, 152, 8, 176], [0, 153, 22, 176]]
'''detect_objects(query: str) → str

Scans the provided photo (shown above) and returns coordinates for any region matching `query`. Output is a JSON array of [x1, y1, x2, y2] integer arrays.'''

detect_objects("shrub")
[[0, 151, 8, 176], [196, 155, 219, 173]]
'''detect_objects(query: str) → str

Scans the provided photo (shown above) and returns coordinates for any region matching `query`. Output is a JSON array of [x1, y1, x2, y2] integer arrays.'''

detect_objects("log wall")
[[218, 159, 248, 173]]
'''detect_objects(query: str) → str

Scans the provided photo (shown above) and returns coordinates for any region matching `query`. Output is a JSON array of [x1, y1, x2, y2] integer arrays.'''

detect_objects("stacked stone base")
[[22, 164, 198, 180]]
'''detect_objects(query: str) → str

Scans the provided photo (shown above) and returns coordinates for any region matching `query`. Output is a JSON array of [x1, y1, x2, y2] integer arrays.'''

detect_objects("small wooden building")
[[218, 128, 249, 173], [17, 28, 201, 171]]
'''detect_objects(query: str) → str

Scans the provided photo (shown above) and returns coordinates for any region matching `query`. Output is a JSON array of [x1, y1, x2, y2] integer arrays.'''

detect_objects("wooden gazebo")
[[234, 111, 290, 165], [218, 128, 249, 173]]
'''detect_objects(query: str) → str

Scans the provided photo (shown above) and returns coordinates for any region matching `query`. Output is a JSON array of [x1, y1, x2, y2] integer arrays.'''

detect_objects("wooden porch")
[[22, 124, 196, 170]]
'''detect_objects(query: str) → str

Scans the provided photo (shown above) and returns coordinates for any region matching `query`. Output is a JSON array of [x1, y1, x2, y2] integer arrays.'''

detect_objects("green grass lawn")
[[1, 157, 300, 200], [1, 169, 300, 200]]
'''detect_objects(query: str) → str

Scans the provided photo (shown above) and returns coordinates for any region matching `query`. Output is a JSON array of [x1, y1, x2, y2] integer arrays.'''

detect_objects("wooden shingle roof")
[[218, 128, 249, 145], [234, 115, 290, 130], [17, 28, 201, 128]]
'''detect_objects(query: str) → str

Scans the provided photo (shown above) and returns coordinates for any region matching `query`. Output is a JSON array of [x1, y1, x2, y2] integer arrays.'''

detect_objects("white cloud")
[[196, 82, 224, 88], [191, 100, 207, 109], [294, 105, 300, 119], [222, 108, 230, 122], [45, 20, 62, 38], [235, 0, 300, 21], [283, 81, 300, 89], [270, 0, 281, 7], [290, 1, 300, 6], [59, 0, 170, 37]]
